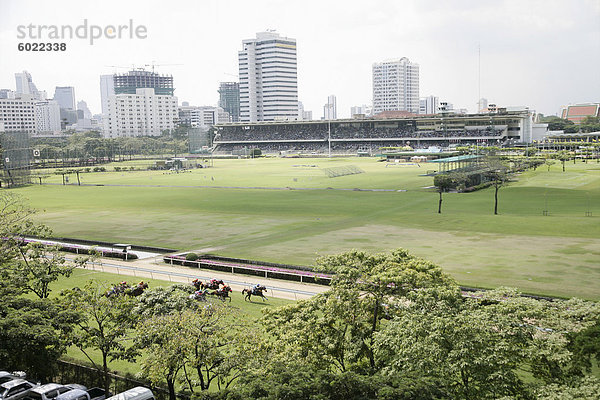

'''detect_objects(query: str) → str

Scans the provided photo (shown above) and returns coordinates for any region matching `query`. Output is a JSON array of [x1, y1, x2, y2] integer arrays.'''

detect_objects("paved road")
[[80, 256, 330, 301]]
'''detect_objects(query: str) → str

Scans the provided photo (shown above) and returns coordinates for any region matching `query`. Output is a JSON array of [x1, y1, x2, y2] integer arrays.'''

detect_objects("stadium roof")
[[428, 155, 482, 163]]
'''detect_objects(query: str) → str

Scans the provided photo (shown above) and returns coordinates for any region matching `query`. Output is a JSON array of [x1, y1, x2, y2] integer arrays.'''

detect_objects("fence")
[[54, 360, 190, 400]]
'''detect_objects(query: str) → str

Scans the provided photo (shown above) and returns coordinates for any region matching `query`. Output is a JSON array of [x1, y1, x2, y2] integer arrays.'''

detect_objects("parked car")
[[25, 384, 86, 400], [0, 379, 36, 400], [0, 373, 19, 386], [104, 387, 153, 400], [55, 388, 110, 400]]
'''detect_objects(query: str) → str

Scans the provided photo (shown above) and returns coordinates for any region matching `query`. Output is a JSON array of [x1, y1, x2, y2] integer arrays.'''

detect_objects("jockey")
[[138, 281, 144, 286]]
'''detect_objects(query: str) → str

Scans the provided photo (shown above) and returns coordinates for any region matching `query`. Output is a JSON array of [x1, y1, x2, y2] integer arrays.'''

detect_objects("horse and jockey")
[[105, 281, 149, 297], [242, 284, 268, 302], [190, 278, 232, 302]]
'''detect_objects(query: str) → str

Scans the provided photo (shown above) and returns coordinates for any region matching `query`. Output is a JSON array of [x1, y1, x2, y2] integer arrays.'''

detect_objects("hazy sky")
[[1, 0, 599, 118]]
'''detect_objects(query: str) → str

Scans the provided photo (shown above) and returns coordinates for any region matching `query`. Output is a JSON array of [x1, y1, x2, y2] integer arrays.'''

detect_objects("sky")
[[0, 0, 599, 118]]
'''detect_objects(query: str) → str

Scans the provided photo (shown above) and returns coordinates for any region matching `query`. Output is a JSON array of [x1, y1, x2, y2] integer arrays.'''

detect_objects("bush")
[[114, 166, 121, 172], [185, 252, 199, 261], [130, 166, 135, 171], [93, 167, 106, 172], [84, 168, 91, 173]]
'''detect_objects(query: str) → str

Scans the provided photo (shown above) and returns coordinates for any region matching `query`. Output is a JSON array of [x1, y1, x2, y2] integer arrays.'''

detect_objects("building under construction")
[[1, 131, 32, 187], [114, 70, 174, 96]]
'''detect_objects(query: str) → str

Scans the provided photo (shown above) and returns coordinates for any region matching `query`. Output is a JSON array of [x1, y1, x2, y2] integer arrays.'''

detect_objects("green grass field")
[[12, 157, 600, 299], [49, 268, 291, 375]]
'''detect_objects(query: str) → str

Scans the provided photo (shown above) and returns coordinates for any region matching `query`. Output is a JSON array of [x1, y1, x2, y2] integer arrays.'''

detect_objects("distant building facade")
[[15, 71, 46, 100], [218, 82, 240, 122], [239, 31, 298, 122], [372, 58, 419, 114], [35, 100, 61, 133], [178, 105, 229, 129], [323, 95, 337, 120], [0, 95, 37, 134], [419, 95, 439, 115], [105, 88, 178, 137], [561, 103, 600, 124], [53, 87, 76, 110]]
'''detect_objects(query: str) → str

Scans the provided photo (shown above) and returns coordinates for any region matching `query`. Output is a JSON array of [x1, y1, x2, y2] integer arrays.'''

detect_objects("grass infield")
[[12, 157, 600, 299]]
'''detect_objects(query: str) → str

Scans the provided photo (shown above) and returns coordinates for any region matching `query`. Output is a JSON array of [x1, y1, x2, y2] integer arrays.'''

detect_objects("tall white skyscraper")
[[323, 95, 337, 120], [35, 100, 61, 133], [238, 31, 298, 122], [53, 87, 76, 110], [372, 58, 419, 114]]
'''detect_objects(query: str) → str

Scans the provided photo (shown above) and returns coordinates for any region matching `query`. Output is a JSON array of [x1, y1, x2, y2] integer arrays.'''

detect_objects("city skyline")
[[1, 0, 599, 119]]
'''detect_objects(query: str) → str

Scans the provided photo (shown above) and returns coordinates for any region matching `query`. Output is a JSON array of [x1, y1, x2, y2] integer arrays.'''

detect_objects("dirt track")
[[83, 256, 330, 301]]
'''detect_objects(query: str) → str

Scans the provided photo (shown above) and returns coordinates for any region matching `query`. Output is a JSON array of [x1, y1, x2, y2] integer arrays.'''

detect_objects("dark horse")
[[210, 286, 232, 302], [242, 285, 268, 302], [201, 279, 224, 290], [125, 282, 149, 297]]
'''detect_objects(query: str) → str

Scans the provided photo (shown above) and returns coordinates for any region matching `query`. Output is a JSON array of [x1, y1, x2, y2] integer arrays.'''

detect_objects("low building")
[[561, 103, 600, 124]]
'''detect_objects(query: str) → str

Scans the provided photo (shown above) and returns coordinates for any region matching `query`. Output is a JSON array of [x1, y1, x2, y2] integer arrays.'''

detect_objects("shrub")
[[114, 166, 121, 172], [185, 252, 199, 261], [130, 166, 135, 171], [84, 168, 91, 173]]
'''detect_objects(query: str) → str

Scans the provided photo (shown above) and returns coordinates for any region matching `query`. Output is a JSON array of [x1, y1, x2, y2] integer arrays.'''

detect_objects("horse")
[[105, 281, 129, 297], [191, 279, 203, 291], [242, 285, 268, 302], [125, 282, 149, 297], [201, 279, 224, 290], [189, 289, 209, 301], [210, 286, 232, 302]]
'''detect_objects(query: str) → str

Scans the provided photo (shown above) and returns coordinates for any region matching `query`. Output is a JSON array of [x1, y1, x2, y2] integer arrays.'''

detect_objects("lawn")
[[11, 157, 600, 299]]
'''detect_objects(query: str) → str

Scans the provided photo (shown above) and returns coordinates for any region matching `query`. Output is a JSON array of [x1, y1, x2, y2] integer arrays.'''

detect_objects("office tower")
[[77, 100, 92, 119], [372, 58, 419, 114], [178, 105, 229, 128], [218, 82, 240, 122], [323, 95, 337, 120], [238, 31, 298, 122], [35, 100, 61, 133], [0, 95, 37, 134], [53, 87, 76, 110], [15, 71, 46, 100], [419, 95, 439, 115]]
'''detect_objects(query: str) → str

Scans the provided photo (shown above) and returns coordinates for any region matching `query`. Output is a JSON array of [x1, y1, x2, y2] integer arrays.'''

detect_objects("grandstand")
[[213, 111, 531, 155]]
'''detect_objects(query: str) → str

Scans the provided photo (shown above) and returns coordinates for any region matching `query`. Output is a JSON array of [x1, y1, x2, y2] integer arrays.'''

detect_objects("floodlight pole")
[[328, 119, 331, 158]]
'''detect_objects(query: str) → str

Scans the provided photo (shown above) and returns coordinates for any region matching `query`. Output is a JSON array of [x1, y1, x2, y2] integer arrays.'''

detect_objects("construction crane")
[[144, 62, 183, 73]]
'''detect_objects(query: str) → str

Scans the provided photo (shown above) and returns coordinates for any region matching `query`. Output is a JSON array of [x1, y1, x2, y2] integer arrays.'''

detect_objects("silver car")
[[0, 379, 36, 400], [25, 385, 86, 400]]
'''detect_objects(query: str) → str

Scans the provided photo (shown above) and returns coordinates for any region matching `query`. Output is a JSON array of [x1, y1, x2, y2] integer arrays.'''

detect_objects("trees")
[[61, 284, 138, 394], [482, 159, 509, 215], [433, 173, 458, 214], [263, 249, 460, 374], [555, 151, 571, 172]]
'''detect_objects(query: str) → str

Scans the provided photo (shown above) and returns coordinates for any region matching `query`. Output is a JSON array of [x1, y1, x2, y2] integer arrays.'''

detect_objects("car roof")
[[31, 384, 63, 394], [55, 389, 87, 400], [1, 380, 28, 389], [105, 387, 152, 400], [0, 374, 12, 379]]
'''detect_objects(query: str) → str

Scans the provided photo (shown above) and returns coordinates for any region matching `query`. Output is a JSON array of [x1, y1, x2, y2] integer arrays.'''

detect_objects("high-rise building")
[[15, 71, 46, 100], [77, 100, 92, 120], [372, 58, 419, 114], [350, 105, 373, 118], [179, 105, 229, 128], [114, 70, 174, 95], [238, 31, 298, 122], [0, 94, 37, 134], [100, 74, 115, 116], [35, 100, 61, 133], [323, 95, 337, 120], [218, 82, 240, 122], [53, 86, 76, 110], [105, 88, 178, 137], [419, 95, 439, 115]]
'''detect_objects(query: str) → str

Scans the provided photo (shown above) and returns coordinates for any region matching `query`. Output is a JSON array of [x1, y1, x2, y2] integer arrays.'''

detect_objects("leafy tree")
[[555, 151, 571, 172], [434, 173, 456, 214], [568, 317, 600, 375], [374, 301, 527, 399], [0, 296, 76, 380], [483, 158, 509, 215], [61, 283, 138, 394], [263, 249, 460, 374]]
